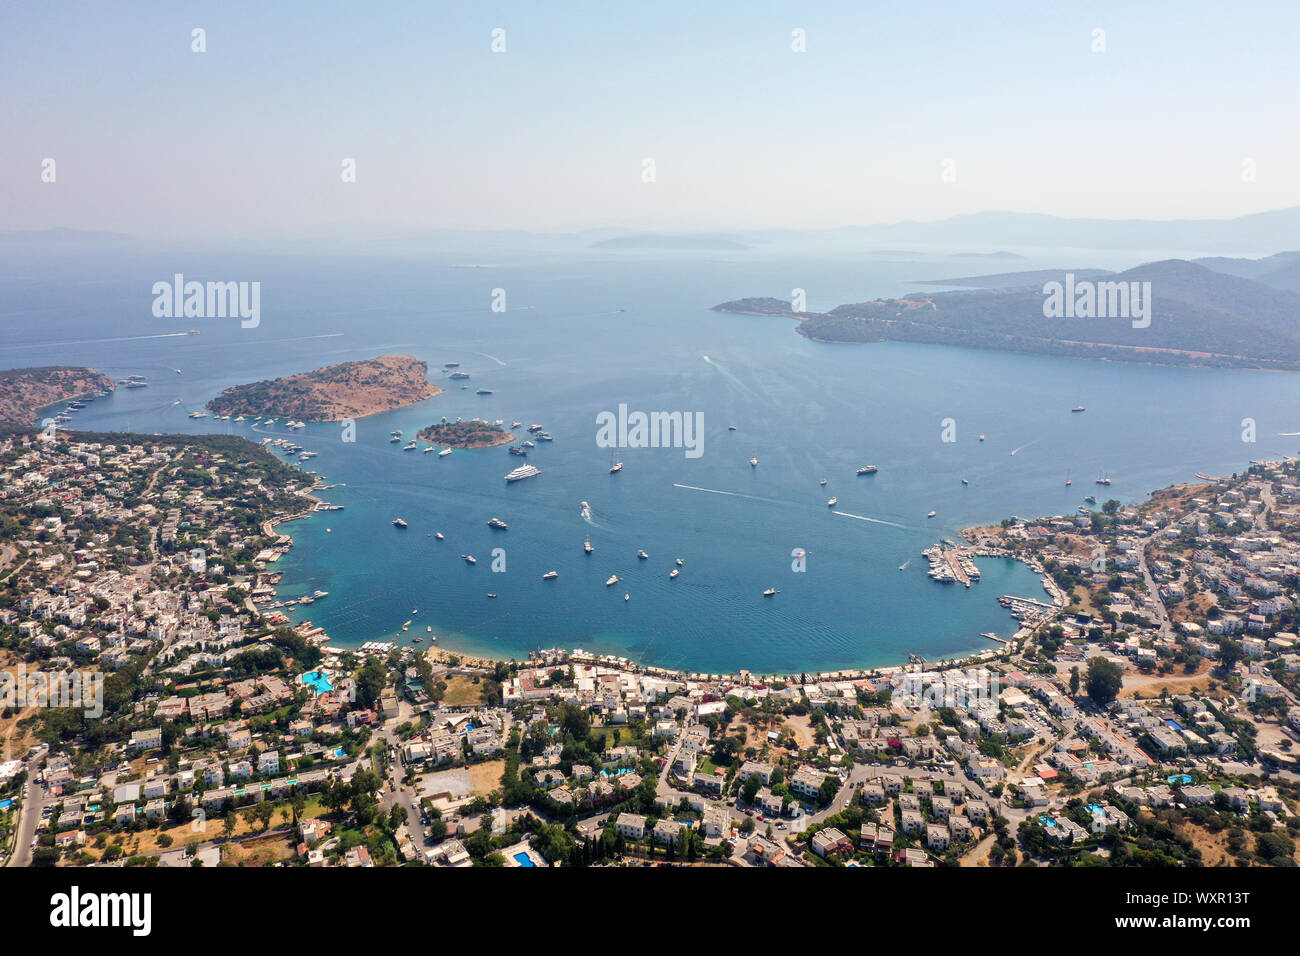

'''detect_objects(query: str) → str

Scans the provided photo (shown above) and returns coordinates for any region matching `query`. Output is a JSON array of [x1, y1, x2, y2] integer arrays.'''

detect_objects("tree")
[[1216, 638, 1244, 674], [1085, 657, 1123, 708], [742, 772, 762, 805], [354, 657, 387, 709], [1069, 666, 1080, 696]]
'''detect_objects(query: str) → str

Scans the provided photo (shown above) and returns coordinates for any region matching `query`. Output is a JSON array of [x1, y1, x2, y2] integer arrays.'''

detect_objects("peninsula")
[[714, 256, 1300, 371], [207, 354, 442, 422], [417, 419, 514, 448], [0, 366, 115, 423]]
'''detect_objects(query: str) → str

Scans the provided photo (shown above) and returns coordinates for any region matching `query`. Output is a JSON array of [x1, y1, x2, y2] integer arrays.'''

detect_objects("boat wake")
[[831, 510, 909, 530], [701, 354, 767, 406], [672, 482, 785, 506], [1009, 439, 1038, 456], [0, 331, 190, 352]]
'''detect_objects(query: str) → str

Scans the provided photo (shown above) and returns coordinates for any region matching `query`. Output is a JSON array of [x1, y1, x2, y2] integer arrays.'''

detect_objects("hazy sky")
[[4, 1, 1299, 237]]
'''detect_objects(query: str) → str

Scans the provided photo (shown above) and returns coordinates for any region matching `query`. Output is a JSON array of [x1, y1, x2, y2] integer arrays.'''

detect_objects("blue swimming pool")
[[0, 798, 12, 810], [1165, 718, 1187, 732], [1168, 773, 1193, 785], [513, 852, 535, 867], [300, 671, 333, 693]]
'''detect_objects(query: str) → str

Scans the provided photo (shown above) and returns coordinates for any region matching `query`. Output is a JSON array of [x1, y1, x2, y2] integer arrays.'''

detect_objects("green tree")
[[1085, 657, 1123, 708]]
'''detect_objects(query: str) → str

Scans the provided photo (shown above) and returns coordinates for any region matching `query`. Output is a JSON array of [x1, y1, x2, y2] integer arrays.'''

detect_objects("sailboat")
[[1065, 471, 1072, 487]]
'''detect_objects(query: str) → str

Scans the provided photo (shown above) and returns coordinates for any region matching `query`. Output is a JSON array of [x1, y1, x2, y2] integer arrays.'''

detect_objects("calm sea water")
[[3, 237, 1296, 673]]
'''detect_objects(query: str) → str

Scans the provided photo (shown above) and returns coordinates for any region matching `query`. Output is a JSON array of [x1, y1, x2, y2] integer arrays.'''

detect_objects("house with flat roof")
[[614, 812, 646, 841], [811, 826, 851, 858], [653, 819, 685, 845]]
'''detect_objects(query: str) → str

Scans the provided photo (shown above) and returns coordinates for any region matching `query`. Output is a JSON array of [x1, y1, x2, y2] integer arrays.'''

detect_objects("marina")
[[922, 545, 982, 587]]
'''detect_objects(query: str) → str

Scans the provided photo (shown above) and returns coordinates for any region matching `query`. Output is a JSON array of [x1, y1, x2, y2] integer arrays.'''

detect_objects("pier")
[[923, 545, 982, 586]]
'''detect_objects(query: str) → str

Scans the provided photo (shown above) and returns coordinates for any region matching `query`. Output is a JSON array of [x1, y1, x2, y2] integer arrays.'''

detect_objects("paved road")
[[375, 704, 432, 856], [6, 755, 46, 867]]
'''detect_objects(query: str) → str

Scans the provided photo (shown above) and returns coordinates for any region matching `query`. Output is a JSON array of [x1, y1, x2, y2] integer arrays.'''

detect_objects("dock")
[[923, 545, 982, 586]]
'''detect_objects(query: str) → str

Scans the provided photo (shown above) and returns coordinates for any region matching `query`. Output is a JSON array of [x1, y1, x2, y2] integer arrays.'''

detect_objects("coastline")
[[206, 354, 445, 422], [712, 306, 1300, 373], [264, 482, 1062, 681]]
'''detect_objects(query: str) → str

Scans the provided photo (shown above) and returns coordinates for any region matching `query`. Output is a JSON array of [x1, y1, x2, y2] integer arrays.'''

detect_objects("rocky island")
[[417, 419, 514, 448], [0, 366, 115, 423], [207, 354, 443, 422]]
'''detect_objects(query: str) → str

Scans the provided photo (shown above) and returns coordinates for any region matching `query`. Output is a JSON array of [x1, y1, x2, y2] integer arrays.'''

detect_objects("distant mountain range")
[[714, 253, 1300, 370], [742, 208, 1300, 252], [15, 206, 1300, 253], [587, 208, 1300, 253], [591, 234, 751, 250], [0, 227, 130, 243]]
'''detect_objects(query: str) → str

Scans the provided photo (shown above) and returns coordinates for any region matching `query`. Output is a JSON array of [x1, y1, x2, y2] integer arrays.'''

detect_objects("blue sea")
[[2, 235, 1295, 674]]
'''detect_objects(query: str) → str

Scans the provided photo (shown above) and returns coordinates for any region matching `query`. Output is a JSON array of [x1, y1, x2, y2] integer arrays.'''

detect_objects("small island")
[[710, 296, 805, 319], [207, 354, 442, 422], [0, 366, 115, 423], [417, 419, 514, 449]]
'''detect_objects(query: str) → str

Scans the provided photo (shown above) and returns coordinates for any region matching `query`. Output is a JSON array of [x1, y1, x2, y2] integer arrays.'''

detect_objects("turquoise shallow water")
[[5, 237, 1297, 672]]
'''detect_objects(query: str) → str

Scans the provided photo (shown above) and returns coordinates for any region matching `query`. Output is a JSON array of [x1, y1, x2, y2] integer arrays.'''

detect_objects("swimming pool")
[[1165, 718, 1187, 732], [0, 798, 12, 810], [1167, 773, 1193, 785], [513, 852, 535, 867], [300, 671, 333, 693]]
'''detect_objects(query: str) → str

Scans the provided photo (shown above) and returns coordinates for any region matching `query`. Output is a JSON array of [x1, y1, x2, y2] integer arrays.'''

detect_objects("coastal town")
[[0, 423, 1297, 870]]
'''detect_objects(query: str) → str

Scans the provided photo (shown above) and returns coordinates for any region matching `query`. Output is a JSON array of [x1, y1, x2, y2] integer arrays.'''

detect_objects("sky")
[[3, 0, 1299, 237]]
